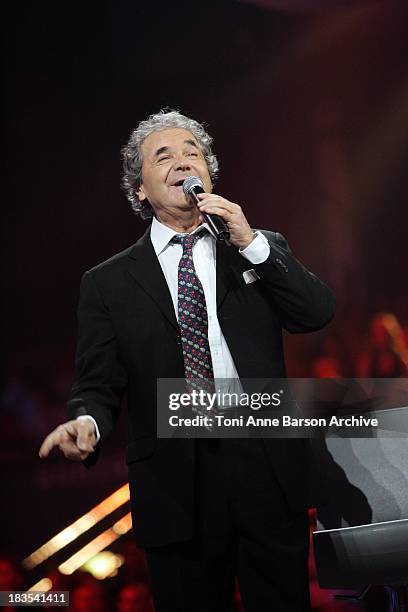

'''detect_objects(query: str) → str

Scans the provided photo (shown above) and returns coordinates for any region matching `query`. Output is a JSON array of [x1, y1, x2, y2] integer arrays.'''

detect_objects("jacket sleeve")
[[66, 270, 128, 443], [253, 231, 336, 333]]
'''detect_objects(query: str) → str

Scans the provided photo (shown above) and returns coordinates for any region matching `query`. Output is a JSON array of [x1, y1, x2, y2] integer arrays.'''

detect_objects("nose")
[[173, 155, 191, 171]]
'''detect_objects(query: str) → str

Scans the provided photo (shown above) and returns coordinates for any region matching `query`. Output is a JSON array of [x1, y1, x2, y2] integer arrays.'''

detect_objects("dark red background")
[[2, 2, 407, 607]]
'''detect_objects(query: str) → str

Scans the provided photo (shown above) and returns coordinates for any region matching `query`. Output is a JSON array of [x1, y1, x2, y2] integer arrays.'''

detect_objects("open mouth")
[[171, 179, 185, 187]]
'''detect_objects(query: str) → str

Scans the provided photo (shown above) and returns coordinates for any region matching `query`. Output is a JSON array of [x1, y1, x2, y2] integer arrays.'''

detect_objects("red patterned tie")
[[172, 229, 214, 392]]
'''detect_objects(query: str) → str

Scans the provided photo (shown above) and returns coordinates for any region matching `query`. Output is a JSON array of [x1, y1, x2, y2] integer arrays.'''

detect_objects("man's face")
[[137, 128, 212, 218]]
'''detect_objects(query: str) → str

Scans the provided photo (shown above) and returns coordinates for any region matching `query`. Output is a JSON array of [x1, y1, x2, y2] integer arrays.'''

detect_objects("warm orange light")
[[83, 551, 125, 580], [23, 484, 130, 569], [113, 513, 132, 535], [58, 513, 132, 575], [28, 578, 52, 592]]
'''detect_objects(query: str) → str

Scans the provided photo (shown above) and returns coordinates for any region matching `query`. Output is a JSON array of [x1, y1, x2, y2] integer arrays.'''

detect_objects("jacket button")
[[175, 335, 181, 345]]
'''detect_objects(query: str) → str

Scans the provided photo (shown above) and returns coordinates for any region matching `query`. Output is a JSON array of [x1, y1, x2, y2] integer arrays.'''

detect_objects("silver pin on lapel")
[[242, 269, 260, 285]]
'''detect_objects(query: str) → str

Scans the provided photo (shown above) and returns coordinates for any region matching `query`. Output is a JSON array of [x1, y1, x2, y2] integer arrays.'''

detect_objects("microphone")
[[182, 176, 230, 243]]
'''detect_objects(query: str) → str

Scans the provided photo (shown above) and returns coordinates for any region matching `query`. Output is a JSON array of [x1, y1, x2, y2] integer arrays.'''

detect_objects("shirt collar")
[[150, 217, 212, 256]]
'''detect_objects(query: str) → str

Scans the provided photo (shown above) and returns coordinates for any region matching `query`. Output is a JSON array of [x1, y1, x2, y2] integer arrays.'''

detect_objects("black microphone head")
[[182, 175, 204, 197]]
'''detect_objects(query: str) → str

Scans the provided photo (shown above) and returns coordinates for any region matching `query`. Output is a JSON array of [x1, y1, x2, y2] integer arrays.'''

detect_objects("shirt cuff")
[[77, 415, 101, 443], [239, 231, 270, 264]]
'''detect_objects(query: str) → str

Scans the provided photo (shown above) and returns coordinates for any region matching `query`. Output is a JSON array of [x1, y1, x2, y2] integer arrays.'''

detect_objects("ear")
[[137, 184, 147, 201]]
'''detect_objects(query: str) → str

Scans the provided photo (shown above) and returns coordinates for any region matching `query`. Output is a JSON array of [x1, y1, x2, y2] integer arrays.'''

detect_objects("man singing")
[[40, 110, 335, 611]]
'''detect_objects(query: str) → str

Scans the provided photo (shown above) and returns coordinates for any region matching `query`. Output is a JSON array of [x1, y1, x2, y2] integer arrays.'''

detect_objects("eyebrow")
[[153, 139, 199, 158]]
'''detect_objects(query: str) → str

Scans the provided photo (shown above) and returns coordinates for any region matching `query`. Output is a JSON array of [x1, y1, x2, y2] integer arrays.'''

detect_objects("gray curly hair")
[[121, 109, 219, 219]]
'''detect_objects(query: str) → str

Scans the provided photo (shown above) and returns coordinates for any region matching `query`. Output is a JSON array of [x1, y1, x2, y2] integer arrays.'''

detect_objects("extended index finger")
[[38, 421, 79, 458], [39, 428, 64, 458]]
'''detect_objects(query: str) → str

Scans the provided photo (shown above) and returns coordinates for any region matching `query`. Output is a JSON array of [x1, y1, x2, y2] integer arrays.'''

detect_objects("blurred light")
[[28, 578, 52, 592], [58, 512, 132, 576], [23, 484, 129, 569], [83, 551, 124, 580], [113, 513, 132, 535]]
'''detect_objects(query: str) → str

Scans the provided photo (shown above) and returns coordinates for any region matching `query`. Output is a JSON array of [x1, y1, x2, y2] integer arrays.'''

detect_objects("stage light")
[[28, 578, 52, 592], [23, 484, 130, 569], [83, 551, 124, 580], [113, 513, 132, 535], [58, 513, 132, 575]]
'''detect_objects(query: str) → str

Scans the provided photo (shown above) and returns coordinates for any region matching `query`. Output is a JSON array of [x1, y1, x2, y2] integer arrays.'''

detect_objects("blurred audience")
[[312, 356, 342, 378], [116, 582, 154, 612], [116, 540, 149, 586], [0, 554, 23, 591], [0, 555, 23, 611], [355, 312, 408, 377], [70, 577, 106, 612]]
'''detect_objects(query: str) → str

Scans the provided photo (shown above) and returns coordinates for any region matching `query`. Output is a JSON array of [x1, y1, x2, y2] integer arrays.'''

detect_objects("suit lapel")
[[126, 227, 179, 332], [216, 240, 241, 310], [126, 228, 241, 327]]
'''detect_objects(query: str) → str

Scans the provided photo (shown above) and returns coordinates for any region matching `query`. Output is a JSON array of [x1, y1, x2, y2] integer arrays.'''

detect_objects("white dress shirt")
[[79, 217, 270, 440], [151, 217, 270, 381]]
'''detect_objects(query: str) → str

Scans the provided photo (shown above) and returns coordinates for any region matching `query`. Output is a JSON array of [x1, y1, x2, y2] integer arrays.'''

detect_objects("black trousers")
[[145, 439, 310, 612]]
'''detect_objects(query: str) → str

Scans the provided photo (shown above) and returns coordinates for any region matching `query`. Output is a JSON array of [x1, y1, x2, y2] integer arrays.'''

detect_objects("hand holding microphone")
[[183, 176, 255, 250], [183, 176, 230, 243]]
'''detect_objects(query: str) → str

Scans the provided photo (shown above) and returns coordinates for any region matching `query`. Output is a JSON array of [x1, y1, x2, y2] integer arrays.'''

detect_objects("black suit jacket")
[[67, 227, 335, 547]]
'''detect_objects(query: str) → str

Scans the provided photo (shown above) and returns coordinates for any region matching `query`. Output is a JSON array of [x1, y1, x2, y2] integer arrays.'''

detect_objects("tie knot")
[[171, 227, 207, 253]]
